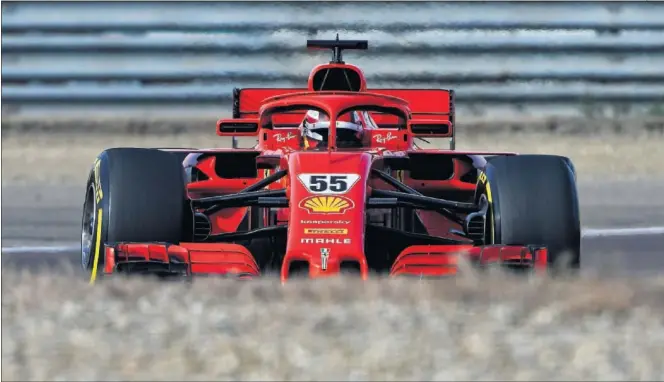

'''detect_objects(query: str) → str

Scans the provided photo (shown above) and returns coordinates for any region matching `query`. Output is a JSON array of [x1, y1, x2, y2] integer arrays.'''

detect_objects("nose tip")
[[281, 257, 369, 282]]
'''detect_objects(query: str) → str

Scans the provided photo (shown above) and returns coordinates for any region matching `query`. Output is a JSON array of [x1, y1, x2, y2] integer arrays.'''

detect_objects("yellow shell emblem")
[[299, 196, 354, 214]]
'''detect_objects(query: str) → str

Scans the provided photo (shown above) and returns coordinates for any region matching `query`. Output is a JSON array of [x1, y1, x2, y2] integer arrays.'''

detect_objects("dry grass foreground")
[[2, 266, 664, 381], [3, 128, 664, 381], [2, 131, 664, 185]]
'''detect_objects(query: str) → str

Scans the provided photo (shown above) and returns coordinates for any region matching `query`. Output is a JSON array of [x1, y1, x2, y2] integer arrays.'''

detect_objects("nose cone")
[[281, 151, 372, 281]]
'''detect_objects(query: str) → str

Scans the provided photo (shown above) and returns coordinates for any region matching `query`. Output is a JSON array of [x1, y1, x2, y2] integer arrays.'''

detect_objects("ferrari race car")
[[81, 38, 580, 283]]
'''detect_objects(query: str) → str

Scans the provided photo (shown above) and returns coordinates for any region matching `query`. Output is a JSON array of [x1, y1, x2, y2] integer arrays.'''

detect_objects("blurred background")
[[3, 1, 664, 133]]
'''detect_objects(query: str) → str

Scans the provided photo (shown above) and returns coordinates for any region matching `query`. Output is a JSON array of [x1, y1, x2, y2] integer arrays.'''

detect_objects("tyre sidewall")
[[82, 151, 111, 272], [474, 162, 502, 246]]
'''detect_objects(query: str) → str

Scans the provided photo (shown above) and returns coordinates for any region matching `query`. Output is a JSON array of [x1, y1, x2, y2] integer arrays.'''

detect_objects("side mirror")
[[408, 119, 453, 137], [217, 118, 260, 136]]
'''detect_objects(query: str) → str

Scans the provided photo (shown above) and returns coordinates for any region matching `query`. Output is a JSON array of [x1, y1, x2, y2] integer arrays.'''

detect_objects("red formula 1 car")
[[81, 38, 580, 283]]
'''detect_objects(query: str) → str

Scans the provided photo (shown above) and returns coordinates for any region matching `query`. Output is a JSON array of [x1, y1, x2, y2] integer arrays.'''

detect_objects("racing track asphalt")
[[2, 179, 664, 276]]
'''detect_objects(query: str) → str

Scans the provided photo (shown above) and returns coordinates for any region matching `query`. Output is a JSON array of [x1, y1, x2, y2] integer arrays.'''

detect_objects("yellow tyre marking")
[[396, 170, 404, 183], [89, 208, 103, 285], [485, 180, 495, 244]]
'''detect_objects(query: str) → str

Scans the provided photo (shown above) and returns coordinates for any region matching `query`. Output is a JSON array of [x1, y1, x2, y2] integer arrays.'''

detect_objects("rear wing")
[[232, 87, 456, 148]]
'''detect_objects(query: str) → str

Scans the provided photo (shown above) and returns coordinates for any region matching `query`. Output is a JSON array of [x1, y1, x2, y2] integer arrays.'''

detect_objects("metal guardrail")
[[6, 21, 664, 34], [2, 1, 664, 120]]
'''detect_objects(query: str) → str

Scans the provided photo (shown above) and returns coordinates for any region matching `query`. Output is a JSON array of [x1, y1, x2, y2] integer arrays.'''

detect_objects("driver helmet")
[[300, 110, 364, 148]]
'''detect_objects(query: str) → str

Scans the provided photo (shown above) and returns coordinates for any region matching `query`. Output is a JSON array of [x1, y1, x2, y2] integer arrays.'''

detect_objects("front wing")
[[103, 242, 548, 281]]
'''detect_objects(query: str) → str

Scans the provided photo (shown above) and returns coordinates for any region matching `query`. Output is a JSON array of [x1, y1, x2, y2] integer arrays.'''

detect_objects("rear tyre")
[[476, 155, 581, 271], [80, 148, 190, 281]]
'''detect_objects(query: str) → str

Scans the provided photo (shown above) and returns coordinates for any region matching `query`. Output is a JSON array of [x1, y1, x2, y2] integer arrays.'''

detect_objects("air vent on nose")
[[288, 260, 310, 279], [340, 261, 361, 276]]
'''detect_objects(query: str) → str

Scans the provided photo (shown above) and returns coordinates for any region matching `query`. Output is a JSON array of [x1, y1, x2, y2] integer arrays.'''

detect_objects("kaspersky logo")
[[299, 196, 355, 214]]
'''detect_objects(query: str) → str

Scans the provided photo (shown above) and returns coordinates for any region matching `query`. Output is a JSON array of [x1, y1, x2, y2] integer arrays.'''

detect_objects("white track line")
[[1, 245, 79, 254], [1, 226, 663, 254], [581, 226, 664, 238]]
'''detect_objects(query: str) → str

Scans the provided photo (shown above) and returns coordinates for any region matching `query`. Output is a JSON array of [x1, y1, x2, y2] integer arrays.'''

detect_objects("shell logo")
[[299, 196, 355, 214]]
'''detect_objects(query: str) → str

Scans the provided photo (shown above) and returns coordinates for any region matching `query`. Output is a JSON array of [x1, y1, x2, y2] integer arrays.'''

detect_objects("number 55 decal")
[[297, 173, 361, 195]]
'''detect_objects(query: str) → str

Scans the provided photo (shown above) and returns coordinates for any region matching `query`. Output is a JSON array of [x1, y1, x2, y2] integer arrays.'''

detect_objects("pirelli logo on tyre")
[[478, 171, 488, 185], [93, 158, 103, 203], [304, 228, 348, 235]]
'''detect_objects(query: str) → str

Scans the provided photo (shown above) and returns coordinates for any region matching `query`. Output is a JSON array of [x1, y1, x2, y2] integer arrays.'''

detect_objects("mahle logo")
[[299, 196, 354, 214], [300, 238, 351, 245]]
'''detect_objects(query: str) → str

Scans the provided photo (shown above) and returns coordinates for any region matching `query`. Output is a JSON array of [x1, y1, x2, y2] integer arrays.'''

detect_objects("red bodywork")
[[103, 42, 548, 281]]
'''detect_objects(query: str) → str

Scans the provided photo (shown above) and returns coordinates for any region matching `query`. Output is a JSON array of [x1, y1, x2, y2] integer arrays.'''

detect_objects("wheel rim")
[[81, 184, 97, 269]]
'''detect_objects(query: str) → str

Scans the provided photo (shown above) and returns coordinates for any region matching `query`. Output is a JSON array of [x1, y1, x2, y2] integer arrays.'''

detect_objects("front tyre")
[[80, 148, 190, 282], [477, 154, 581, 271]]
